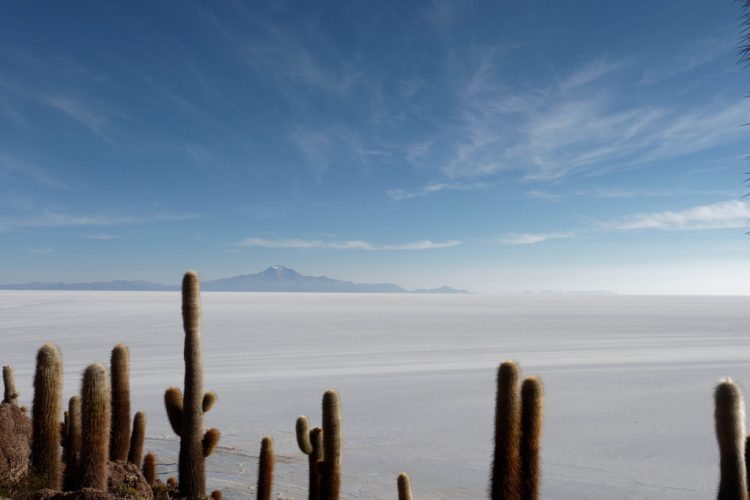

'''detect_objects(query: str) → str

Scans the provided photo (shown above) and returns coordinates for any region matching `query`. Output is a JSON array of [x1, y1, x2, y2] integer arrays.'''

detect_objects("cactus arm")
[[164, 386, 184, 437], [203, 427, 220, 457], [202, 391, 217, 413], [296, 415, 313, 455]]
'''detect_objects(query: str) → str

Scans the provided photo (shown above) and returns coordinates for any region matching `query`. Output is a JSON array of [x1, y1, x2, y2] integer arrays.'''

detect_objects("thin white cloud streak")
[[603, 200, 750, 231], [501, 232, 574, 245], [525, 187, 737, 202], [238, 237, 461, 251], [42, 95, 110, 140], [0, 212, 198, 232], [387, 181, 490, 200], [0, 150, 67, 189]]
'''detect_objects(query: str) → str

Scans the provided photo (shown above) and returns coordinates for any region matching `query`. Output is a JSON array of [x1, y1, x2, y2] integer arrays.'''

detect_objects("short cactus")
[[80, 363, 111, 491], [491, 360, 521, 500], [110, 343, 131, 461], [210, 491, 223, 500], [296, 416, 323, 500], [397, 472, 413, 500], [256, 436, 274, 500], [715, 378, 749, 500], [63, 395, 82, 491], [520, 376, 543, 500], [163, 271, 220, 499], [143, 452, 157, 486], [320, 389, 342, 500], [128, 411, 146, 467], [3, 365, 19, 405], [32, 343, 63, 490]]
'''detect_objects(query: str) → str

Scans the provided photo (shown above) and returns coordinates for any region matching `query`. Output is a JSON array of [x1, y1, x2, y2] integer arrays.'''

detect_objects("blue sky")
[[1, 1, 749, 293]]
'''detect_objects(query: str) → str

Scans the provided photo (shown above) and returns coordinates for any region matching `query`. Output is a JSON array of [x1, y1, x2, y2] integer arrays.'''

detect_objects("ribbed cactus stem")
[[397, 472, 413, 500], [180, 270, 206, 499], [520, 376, 544, 500], [715, 378, 749, 500], [143, 452, 157, 486], [32, 343, 63, 490], [491, 360, 522, 500], [257, 436, 275, 500], [128, 411, 146, 467], [308, 427, 323, 500], [80, 363, 111, 491], [63, 395, 82, 491], [320, 389, 342, 500], [3, 365, 19, 405], [110, 343, 131, 461]]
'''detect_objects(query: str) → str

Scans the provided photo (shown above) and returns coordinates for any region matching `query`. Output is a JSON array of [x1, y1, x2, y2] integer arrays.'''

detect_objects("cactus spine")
[[80, 363, 111, 491], [3, 365, 19, 405], [63, 395, 82, 491], [143, 452, 157, 486], [520, 376, 543, 500], [296, 416, 323, 500], [110, 343, 131, 461], [164, 271, 220, 499], [715, 378, 749, 500], [491, 360, 522, 500], [320, 389, 342, 500], [128, 411, 146, 467], [256, 436, 274, 500], [32, 343, 63, 490], [397, 472, 413, 500]]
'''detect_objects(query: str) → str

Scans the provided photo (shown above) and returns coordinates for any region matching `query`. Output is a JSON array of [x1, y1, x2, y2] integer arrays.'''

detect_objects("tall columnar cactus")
[[80, 363, 111, 491], [3, 365, 19, 405], [110, 343, 131, 461], [164, 271, 220, 499], [128, 411, 146, 467], [256, 436, 275, 500], [143, 452, 157, 486], [32, 343, 63, 490], [397, 472, 413, 500], [320, 389, 342, 500], [295, 416, 323, 500], [491, 360, 521, 500], [520, 376, 544, 500], [715, 378, 749, 500], [63, 395, 82, 491]]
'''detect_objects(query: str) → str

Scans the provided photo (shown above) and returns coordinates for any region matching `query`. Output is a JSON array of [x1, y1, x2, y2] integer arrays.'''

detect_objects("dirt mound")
[[0, 403, 32, 486]]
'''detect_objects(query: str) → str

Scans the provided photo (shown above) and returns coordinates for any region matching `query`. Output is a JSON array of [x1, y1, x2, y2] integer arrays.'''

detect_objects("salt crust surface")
[[1, 291, 749, 498]]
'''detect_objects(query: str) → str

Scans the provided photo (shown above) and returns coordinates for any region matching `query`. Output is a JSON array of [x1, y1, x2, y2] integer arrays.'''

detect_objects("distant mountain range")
[[0, 266, 469, 294]]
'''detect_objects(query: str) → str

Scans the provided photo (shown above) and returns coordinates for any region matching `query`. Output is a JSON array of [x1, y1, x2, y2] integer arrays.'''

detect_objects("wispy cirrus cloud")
[[238, 237, 461, 250], [0, 212, 198, 232], [387, 180, 490, 201], [501, 232, 574, 245], [420, 54, 748, 182], [602, 200, 750, 231]]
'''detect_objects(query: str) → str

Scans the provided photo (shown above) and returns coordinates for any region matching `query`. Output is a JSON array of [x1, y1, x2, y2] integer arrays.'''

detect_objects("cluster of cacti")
[[491, 360, 544, 500], [6, 337, 156, 496], [296, 415, 323, 499], [291, 389, 343, 500], [163, 271, 221, 499]]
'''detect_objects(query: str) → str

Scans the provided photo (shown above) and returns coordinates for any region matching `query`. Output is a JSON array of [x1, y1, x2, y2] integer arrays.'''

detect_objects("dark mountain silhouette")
[[0, 266, 469, 293]]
